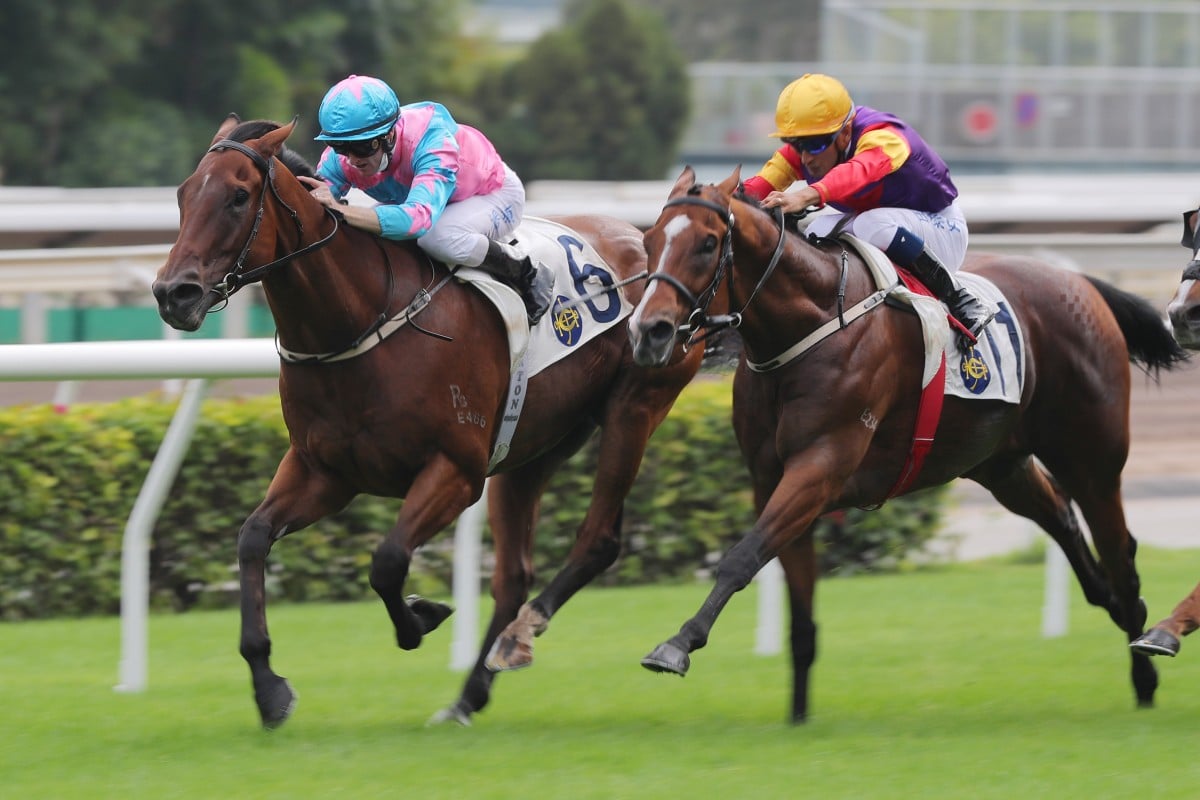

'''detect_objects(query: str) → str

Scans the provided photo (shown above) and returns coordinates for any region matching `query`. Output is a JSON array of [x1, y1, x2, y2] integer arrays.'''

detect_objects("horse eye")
[[700, 234, 718, 254], [232, 187, 250, 206]]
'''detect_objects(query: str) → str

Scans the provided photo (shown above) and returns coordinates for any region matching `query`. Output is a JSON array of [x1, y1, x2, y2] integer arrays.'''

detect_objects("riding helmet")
[[315, 75, 401, 141], [769, 73, 855, 138]]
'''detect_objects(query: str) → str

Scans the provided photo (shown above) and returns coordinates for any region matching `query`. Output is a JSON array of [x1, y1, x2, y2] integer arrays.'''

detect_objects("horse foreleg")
[[1132, 582, 1200, 657], [239, 450, 354, 729], [642, 528, 773, 676], [778, 534, 819, 725], [371, 455, 476, 650]]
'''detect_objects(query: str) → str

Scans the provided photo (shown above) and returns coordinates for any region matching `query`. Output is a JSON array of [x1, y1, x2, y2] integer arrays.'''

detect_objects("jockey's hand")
[[761, 188, 820, 215], [298, 175, 338, 208]]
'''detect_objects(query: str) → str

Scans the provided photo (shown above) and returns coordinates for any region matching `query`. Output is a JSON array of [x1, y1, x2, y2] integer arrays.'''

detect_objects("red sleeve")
[[811, 146, 896, 206], [742, 175, 773, 201]]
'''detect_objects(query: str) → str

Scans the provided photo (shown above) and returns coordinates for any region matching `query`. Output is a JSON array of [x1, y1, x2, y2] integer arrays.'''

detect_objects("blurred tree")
[[0, 0, 462, 187], [473, 0, 689, 180]]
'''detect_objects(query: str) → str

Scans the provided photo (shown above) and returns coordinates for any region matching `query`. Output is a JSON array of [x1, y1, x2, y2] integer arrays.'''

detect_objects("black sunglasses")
[[782, 133, 838, 155], [329, 138, 382, 158]]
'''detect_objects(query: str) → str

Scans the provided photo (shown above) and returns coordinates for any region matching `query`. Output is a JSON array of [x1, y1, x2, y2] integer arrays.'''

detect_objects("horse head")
[[1167, 207, 1200, 349], [629, 166, 742, 367], [153, 115, 328, 331]]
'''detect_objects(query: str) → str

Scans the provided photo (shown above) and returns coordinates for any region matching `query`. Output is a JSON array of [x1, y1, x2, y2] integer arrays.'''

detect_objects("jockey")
[[743, 73, 995, 342], [298, 74, 553, 325]]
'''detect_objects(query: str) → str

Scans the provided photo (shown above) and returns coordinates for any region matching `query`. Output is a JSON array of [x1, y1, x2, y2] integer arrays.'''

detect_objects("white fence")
[[0, 338, 486, 690], [1, 337, 1081, 698]]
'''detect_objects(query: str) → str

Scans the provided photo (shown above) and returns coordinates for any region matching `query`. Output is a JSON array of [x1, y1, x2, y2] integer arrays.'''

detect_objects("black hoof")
[[256, 677, 297, 730], [426, 701, 473, 727], [408, 595, 454, 635], [641, 641, 690, 676], [1130, 629, 1180, 657]]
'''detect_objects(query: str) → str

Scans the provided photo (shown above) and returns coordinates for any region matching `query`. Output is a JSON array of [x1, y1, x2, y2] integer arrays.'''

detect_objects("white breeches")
[[803, 201, 969, 272], [417, 164, 525, 267]]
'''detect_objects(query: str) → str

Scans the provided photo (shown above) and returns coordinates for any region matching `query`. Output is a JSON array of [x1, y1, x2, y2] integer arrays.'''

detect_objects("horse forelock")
[[222, 119, 315, 178]]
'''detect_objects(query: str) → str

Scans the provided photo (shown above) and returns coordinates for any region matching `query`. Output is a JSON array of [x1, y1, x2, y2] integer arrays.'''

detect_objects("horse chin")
[[156, 295, 214, 333]]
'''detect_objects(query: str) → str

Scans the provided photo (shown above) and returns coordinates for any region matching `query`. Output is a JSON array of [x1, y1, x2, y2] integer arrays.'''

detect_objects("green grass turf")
[[5, 549, 1200, 798]]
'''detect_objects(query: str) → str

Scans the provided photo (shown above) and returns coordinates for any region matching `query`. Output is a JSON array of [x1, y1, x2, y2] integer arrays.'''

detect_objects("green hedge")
[[0, 378, 945, 620]]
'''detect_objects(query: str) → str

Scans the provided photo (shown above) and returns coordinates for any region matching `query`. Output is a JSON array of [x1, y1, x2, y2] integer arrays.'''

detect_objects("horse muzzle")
[[629, 316, 679, 367], [152, 273, 216, 332]]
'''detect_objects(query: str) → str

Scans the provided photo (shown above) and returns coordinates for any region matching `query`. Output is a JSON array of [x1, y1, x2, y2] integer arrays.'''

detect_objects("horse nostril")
[[644, 319, 677, 350], [153, 280, 205, 313], [171, 283, 205, 309]]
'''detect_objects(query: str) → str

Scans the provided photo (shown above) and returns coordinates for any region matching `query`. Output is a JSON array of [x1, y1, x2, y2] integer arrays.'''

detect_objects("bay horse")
[[1129, 205, 1200, 657], [627, 166, 1188, 723], [151, 116, 702, 729]]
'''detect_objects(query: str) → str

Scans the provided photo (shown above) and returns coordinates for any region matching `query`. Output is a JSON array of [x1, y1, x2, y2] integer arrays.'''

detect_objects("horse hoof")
[[257, 677, 298, 730], [1130, 629, 1180, 657], [426, 703, 472, 727], [485, 635, 533, 672], [407, 595, 454, 634], [1131, 629, 1179, 657], [641, 642, 690, 676]]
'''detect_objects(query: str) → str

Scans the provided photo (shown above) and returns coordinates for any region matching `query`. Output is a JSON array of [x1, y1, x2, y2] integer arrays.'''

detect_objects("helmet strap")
[[379, 132, 397, 171]]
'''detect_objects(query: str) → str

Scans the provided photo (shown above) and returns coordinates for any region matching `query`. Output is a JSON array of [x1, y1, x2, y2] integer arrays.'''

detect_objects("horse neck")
[[727, 203, 846, 358], [259, 202, 405, 354]]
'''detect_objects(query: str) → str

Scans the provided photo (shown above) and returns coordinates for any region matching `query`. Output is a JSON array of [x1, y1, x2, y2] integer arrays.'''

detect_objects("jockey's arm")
[[297, 175, 383, 235]]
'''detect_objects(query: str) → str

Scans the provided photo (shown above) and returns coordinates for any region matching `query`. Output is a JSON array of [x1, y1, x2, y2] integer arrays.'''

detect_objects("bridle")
[[206, 138, 340, 302], [202, 137, 453, 364], [645, 188, 787, 348]]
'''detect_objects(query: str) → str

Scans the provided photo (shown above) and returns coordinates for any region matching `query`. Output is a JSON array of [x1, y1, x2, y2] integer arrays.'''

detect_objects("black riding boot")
[[886, 228, 995, 343], [485, 239, 553, 326]]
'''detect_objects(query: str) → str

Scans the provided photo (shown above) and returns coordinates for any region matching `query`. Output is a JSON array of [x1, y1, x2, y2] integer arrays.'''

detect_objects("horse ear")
[[211, 113, 241, 146], [671, 165, 696, 195], [256, 117, 297, 158], [718, 165, 742, 196]]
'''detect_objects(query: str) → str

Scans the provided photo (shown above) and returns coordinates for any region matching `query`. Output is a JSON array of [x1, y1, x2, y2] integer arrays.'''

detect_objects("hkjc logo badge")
[[959, 345, 991, 393], [552, 296, 583, 346]]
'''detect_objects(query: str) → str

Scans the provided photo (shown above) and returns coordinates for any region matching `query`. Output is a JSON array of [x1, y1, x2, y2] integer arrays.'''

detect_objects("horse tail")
[[1085, 275, 1190, 378]]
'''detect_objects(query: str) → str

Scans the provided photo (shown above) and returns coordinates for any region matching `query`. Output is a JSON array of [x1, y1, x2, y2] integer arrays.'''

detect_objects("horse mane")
[[224, 119, 316, 178]]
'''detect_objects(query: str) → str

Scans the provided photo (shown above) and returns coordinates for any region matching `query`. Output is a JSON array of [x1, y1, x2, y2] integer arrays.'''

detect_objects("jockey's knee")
[[418, 229, 489, 267]]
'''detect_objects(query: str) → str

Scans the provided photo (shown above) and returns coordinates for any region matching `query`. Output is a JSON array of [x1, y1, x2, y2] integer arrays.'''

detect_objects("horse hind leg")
[[430, 463, 550, 726], [1072, 487, 1158, 708], [976, 455, 1157, 708], [778, 533, 818, 725], [488, 404, 660, 673], [974, 457, 1120, 623]]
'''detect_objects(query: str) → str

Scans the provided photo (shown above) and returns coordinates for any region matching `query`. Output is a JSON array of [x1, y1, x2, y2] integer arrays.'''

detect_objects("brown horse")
[[1129, 206, 1200, 657], [627, 166, 1188, 723], [152, 116, 702, 729]]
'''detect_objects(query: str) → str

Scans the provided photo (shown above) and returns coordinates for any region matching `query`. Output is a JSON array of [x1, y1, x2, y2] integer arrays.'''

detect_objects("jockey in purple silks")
[[743, 73, 995, 342]]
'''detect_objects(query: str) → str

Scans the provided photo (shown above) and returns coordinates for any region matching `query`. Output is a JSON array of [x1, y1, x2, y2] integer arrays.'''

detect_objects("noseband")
[[647, 192, 787, 345], [207, 138, 340, 300]]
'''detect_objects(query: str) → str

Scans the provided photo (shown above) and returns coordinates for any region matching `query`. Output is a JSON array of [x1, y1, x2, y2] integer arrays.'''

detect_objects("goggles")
[[782, 132, 838, 155], [329, 137, 383, 158]]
